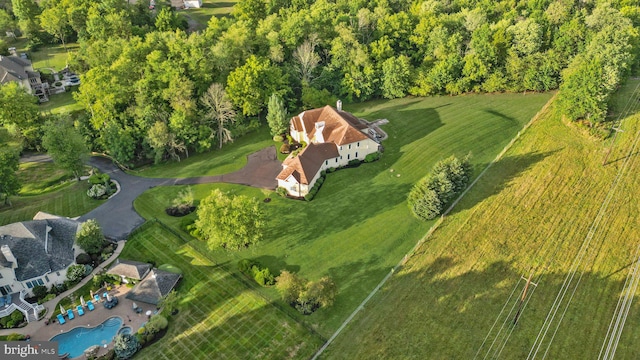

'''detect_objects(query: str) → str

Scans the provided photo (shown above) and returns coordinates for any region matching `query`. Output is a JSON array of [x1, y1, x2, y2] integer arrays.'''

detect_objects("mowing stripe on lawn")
[[312, 94, 557, 360]]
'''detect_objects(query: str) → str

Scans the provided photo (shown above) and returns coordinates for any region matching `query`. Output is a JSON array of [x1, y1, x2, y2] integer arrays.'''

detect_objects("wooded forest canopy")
[[1, 0, 638, 165]]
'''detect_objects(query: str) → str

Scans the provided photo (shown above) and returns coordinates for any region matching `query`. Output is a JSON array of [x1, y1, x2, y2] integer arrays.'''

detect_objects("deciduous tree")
[[200, 83, 236, 149], [0, 150, 20, 206], [76, 219, 105, 254], [194, 189, 264, 250], [41, 116, 89, 180]]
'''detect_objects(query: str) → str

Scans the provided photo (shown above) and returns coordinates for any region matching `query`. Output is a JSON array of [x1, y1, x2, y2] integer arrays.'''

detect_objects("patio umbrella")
[[106, 293, 112, 302], [59, 304, 66, 315], [80, 296, 86, 307], [132, 302, 138, 310], [90, 290, 94, 299]]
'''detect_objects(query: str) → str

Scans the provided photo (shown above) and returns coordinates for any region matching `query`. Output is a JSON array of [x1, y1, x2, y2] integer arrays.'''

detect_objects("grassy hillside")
[[134, 91, 552, 340], [322, 81, 640, 359]]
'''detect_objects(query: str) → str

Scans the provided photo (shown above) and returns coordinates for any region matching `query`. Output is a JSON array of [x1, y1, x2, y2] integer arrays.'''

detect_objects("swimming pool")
[[51, 316, 123, 358], [118, 326, 132, 335]]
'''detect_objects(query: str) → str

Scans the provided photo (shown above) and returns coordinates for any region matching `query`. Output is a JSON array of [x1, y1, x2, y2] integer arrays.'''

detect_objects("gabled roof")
[[276, 142, 339, 185], [0, 216, 81, 281], [294, 106, 370, 146], [0, 55, 32, 84], [107, 259, 152, 280], [125, 269, 181, 305]]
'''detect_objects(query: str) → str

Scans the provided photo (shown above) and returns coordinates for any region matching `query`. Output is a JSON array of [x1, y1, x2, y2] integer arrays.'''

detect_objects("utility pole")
[[513, 272, 538, 325]]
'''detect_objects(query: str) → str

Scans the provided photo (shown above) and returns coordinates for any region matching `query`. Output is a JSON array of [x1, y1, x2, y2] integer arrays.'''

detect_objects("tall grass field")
[[322, 81, 640, 359]]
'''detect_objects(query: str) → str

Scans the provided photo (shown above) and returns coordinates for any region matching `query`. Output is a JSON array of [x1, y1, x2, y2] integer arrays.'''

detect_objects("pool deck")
[[31, 285, 157, 359]]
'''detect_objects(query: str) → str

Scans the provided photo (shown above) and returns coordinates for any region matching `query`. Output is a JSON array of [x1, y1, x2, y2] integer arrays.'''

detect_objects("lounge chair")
[[67, 309, 74, 320], [56, 314, 66, 324], [94, 294, 100, 303], [77, 305, 84, 316], [87, 301, 95, 311]]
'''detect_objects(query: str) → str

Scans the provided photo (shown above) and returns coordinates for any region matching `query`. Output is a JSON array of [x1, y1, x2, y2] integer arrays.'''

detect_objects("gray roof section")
[[107, 259, 152, 280], [0, 55, 31, 84], [0, 217, 80, 281], [126, 269, 181, 305]]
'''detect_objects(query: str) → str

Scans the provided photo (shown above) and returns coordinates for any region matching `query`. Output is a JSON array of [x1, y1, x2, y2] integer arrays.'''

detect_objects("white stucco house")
[[276, 104, 380, 197], [0, 212, 85, 321]]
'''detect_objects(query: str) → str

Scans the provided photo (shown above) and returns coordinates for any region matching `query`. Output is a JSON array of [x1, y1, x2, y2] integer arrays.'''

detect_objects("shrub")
[[364, 152, 381, 163], [286, 135, 293, 144], [348, 159, 361, 167], [273, 135, 284, 142], [113, 334, 140, 360], [10, 311, 24, 323], [87, 184, 107, 199], [137, 327, 147, 335], [276, 272, 337, 315], [238, 259, 253, 273], [327, 167, 336, 173], [88, 173, 111, 185], [146, 315, 168, 334], [238, 259, 275, 286], [76, 253, 92, 264], [37, 294, 55, 304], [66, 264, 86, 283], [408, 154, 472, 220], [32, 285, 48, 300], [275, 187, 288, 198], [6, 333, 25, 340], [279, 143, 290, 154]]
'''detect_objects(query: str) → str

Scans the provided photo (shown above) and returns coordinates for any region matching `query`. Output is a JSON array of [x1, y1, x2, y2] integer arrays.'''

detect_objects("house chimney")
[[1, 245, 17, 269], [336, 100, 342, 111], [315, 121, 325, 143]]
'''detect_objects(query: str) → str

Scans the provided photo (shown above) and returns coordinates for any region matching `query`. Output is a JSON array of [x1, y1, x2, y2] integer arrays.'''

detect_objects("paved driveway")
[[80, 147, 282, 240]]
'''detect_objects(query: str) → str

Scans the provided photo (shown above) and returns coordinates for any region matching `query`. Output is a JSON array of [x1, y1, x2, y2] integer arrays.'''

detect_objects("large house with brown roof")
[[276, 105, 379, 197]]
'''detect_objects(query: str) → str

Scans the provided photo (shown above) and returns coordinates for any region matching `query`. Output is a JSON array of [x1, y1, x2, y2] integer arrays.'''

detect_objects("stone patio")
[[31, 285, 157, 359]]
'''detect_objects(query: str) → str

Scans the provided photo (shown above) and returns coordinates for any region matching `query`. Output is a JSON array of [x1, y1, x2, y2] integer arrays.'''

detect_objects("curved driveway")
[[79, 147, 282, 240]]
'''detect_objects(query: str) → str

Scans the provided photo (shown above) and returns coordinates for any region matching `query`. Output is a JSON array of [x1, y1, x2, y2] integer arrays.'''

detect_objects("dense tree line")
[[0, 0, 638, 164]]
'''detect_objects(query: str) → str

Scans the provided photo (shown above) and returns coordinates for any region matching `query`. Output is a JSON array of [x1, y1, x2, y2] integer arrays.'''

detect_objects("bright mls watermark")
[[1, 341, 58, 359]]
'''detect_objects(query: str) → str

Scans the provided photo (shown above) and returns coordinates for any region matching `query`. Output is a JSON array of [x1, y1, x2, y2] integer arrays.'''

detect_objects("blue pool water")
[[51, 316, 123, 358], [118, 326, 132, 335]]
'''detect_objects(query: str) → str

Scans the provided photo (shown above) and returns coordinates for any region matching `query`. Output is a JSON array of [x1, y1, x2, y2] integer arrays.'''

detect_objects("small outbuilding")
[[125, 269, 181, 305]]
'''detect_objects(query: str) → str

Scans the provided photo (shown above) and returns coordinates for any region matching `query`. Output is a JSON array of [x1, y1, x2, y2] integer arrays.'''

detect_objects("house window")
[[44, 275, 49, 282], [348, 144, 351, 149], [0, 285, 11, 296], [0, 273, 3, 279], [347, 154, 350, 160], [36, 279, 44, 286], [355, 152, 358, 158], [339, 146, 342, 150], [325, 160, 328, 165], [357, 142, 360, 147], [26, 282, 33, 289], [335, 158, 338, 163]]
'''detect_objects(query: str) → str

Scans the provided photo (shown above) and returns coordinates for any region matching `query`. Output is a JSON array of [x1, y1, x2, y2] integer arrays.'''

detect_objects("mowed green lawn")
[[121, 223, 323, 360], [182, 0, 238, 30], [323, 81, 640, 359], [0, 182, 103, 226], [28, 43, 78, 71], [134, 91, 553, 340]]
